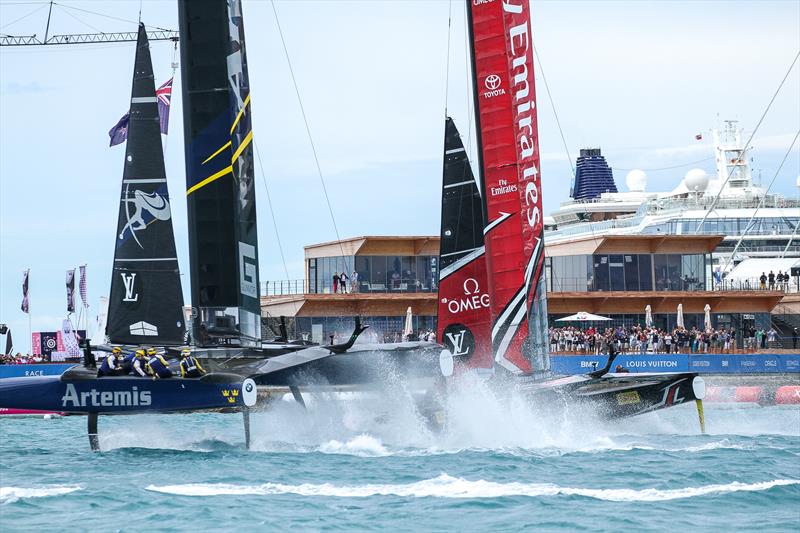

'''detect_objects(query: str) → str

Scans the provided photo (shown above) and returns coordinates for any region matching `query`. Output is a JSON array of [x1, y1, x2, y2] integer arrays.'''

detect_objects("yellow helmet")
[[112, 347, 122, 354], [180, 348, 191, 358], [135, 349, 145, 357], [147, 348, 157, 355]]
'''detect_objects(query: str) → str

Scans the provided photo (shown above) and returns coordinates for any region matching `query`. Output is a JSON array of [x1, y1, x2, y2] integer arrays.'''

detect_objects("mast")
[[465, 0, 549, 375], [179, 0, 261, 347], [106, 24, 186, 346], [437, 117, 493, 371]]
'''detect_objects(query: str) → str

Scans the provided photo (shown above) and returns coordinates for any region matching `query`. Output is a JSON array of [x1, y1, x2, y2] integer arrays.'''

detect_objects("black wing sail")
[[436, 117, 495, 370], [179, 0, 261, 347], [439, 116, 485, 267], [107, 24, 186, 346]]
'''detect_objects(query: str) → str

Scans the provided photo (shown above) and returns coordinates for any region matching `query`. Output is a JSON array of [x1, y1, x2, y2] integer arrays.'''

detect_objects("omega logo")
[[441, 278, 490, 314]]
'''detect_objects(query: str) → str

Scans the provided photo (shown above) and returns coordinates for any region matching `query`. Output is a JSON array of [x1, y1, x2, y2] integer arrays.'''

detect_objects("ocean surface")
[[1, 389, 798, 532]]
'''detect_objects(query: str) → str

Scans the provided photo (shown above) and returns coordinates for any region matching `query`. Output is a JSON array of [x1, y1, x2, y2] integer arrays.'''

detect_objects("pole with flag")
[[4, 329, 12, 356], [21, 269, 31, 353], [66, 269, 76, 314], [78, 265, 89, 331], [109, 77, 172, 147]]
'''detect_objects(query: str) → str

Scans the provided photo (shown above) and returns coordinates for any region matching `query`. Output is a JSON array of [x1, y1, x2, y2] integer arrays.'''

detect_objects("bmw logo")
[[245, 383, 253, 393]]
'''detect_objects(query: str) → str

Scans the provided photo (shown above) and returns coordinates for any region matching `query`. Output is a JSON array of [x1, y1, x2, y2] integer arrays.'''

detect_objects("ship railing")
[[548, 276, 798, 293], [262, 279, 439, 296]]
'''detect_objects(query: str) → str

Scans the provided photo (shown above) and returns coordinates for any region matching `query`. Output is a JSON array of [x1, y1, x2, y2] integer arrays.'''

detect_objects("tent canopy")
[[555, 312, 611, 322]]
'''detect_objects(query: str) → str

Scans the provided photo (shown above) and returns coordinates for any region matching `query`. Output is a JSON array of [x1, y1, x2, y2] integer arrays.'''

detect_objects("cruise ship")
[[545, 121, 799, 285]]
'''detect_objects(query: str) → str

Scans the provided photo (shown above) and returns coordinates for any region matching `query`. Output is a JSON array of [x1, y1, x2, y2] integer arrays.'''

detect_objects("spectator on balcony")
[[768, 271, 775, 290], [332, 272, 339, 294], [351, 271, 359, 293], [340, 271, 349, 294], [759, 272, 767, 289], [767, 328, 777, 349]]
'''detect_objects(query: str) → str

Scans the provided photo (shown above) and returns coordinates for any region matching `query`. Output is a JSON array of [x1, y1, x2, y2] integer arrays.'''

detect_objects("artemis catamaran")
[[0, 0, 706, 451]]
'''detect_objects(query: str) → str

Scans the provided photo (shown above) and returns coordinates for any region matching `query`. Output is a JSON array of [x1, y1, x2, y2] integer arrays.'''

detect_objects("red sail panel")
[[438, 254, 495, 372], [469, 0, 547, 374]]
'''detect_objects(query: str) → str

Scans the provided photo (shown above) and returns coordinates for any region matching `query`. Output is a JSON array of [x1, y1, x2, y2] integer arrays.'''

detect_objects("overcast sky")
[[1, 0, 798, 346]]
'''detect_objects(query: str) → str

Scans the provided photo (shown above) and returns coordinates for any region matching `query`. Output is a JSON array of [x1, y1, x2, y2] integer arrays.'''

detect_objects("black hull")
[[562, 374, 702, 419]]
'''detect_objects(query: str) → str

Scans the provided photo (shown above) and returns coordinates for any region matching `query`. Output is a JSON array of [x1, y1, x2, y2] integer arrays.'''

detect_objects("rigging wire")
[[57, 5, 103, 34], [53, 2, 171, 32], [532, 40, 575, 181], [694, 49, 800, 234], [610, 156, 715, 172], [0, 2, 47, 30], [253, 138, 302, 317], [722, 129, 799, 270], [269, 0, 350, 273], [443, 0, 452, 118]]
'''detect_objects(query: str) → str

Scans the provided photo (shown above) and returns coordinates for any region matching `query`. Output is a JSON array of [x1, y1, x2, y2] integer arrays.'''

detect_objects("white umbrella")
[[645, 304, 653, 327], [555, 311, 611, 322], [704, 304, 712, 331], [677, 303, 685, 329], [403, 306, 413, 340]]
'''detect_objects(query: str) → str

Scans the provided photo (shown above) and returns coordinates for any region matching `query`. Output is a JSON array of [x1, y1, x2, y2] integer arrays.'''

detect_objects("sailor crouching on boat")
[[131, 350, 149, 377], [120, 349, 137, 375], [97, 347, 125, 377], [146, 348, 173, 379], [179, 349, 206, 378]]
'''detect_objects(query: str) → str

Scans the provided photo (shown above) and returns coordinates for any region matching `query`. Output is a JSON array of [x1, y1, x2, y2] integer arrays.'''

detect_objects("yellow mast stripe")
[[229, 93, 251, 135], [230, 130, 253, 164], [202, 140, 232, 165], [186, 165, 233, 195]]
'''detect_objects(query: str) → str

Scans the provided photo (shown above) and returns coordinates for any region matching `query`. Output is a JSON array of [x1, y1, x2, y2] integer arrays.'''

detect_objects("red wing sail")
[[467, 0, 549, 374], [437, 118, 494, 371]]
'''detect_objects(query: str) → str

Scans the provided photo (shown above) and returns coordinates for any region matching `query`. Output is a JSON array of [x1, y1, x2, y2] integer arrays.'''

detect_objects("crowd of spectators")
[[549, 324, 785, 355], [0, 353, 47, 364]]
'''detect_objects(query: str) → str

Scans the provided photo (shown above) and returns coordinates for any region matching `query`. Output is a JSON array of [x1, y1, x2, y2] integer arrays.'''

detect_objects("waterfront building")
[[261, 121, 798, 346], [261, 233, 788, 345]]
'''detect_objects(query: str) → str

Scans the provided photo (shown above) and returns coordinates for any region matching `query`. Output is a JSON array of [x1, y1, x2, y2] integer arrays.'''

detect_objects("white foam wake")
[[146, 474, 799, 502], [318, 434, 389, 457], [0, 485, 82, 504]]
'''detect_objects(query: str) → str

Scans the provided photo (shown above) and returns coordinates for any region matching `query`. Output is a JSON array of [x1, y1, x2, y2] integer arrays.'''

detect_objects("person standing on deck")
[[340, 272, 348, 294], [332, 272, 339, 294]]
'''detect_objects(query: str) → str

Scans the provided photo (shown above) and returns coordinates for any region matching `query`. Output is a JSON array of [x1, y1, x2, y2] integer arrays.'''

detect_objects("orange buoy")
[[775, 386, 800, 405]]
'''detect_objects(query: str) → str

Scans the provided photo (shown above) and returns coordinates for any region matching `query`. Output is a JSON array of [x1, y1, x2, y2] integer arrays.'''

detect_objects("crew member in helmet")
[[179, 348, 206, 378], [131, 349, 149, 377], [146, 348, 173, 379], [97, 347, 124, 377], [120, 348, 137, 375]]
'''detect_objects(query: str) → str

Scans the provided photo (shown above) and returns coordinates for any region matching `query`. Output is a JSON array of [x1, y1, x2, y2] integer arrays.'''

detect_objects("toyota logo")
[[485, 74, 501, 91]]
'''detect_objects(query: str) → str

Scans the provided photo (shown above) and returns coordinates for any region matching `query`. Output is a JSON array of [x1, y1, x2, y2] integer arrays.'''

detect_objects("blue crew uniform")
[[97, 353, 123, 377], [179, 352, 206, 378], [147, 353, 173, 379], [131, 350, 149, 377], [120, 351, 136, 374]]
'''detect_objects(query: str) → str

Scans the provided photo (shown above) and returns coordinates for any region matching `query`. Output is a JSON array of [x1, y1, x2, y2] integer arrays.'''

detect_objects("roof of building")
[[304, 236, 440, 258], [545, 234, 725, 257]]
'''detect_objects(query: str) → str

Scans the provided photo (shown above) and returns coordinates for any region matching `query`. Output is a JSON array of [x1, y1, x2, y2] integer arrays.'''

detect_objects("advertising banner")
[[551, 354, 800, 374]]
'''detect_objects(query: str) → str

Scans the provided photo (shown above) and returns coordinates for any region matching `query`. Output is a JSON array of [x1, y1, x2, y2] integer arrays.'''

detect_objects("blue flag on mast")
[[108, 77, 173, 147]]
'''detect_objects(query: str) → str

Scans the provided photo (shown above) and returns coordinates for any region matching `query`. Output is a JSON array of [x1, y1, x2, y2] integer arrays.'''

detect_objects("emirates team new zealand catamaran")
[[0, 0, 706, 451]]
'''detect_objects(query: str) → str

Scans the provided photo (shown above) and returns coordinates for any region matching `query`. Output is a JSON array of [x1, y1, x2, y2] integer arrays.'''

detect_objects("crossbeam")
[[0, 30, 178, 47]]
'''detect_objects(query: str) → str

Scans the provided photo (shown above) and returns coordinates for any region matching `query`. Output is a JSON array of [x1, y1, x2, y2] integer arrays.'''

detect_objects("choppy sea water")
[[1, 389, 798, 532]]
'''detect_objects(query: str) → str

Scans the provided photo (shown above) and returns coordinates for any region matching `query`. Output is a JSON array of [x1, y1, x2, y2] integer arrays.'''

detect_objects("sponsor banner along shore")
[[551, 354, 800, 374]]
